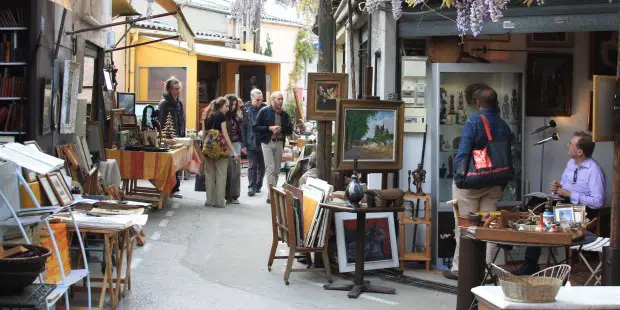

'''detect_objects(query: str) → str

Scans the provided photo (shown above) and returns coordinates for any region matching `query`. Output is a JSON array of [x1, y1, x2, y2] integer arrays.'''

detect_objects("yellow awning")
[[112, 0, 140, 17]]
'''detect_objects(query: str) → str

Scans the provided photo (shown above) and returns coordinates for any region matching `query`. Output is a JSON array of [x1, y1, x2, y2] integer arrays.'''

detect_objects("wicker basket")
[[490, 264, 571, 303]]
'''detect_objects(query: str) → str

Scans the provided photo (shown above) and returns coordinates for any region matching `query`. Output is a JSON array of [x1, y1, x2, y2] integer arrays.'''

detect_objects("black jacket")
[[241, 101, 266, 150], [252, 105, 293, 146], [158, 93, 186, 137]]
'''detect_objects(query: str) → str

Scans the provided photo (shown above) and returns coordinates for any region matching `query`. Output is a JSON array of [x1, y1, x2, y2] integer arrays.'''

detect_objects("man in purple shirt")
[[517, 131, 606, 275]]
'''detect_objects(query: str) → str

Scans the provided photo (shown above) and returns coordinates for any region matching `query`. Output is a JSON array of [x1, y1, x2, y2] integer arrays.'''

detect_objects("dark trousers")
[[172, 171, 181, 193], [225, 156, 241, 200], [524, 206, 599, 265], [247, 149, 265, 191]]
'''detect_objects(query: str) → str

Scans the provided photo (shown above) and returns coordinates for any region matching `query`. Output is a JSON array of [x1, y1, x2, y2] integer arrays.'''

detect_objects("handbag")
[[454, 114, 513, 189], [201, 117, 230, 158]]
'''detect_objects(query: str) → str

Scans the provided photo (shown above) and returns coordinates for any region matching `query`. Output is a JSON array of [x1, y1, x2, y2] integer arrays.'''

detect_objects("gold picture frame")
[[335, 99, 405, 171], [47, 172, 73, 206], [38, 175, 60, 206], [306, 73, 348, 121]]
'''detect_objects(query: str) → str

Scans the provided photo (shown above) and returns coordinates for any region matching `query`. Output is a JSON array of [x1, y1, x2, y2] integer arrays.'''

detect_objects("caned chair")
[[267, 185, 332, 285]]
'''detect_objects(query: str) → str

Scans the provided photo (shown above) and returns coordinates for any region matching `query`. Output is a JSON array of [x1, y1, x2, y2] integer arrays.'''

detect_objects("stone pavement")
[[113, 174, 456, 310]]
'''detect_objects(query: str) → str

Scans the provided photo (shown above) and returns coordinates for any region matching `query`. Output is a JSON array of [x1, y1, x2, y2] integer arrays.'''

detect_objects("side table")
[[319, 203, 404, 299]]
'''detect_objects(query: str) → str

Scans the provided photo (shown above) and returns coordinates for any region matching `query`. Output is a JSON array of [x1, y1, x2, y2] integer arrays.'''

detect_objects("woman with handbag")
[[203, 97, 240, 208]]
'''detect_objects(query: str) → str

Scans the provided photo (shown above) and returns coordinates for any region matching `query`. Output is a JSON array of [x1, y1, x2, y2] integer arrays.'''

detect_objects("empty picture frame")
[[60, 60, 81, 134], [592, 75, 615, 141]]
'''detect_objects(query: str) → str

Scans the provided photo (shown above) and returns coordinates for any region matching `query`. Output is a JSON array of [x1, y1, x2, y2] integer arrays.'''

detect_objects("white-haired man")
[[241, 88, 267, 197], [252, 91, 294, 203]]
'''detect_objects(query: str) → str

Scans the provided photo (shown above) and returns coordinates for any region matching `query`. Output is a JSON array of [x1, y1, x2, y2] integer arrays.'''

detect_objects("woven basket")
[[490, 264, 571, 303]]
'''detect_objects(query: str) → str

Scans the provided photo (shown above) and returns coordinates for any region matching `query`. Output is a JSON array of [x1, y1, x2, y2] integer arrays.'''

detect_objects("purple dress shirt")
[[559, 158, 606, 209]]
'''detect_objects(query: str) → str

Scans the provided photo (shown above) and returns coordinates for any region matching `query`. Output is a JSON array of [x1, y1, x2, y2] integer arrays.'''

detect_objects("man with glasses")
[[517, 131, 606, 275]]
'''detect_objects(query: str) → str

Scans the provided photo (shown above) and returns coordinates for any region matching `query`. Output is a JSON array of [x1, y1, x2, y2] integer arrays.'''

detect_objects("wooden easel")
[[267, 185, 332, 285]]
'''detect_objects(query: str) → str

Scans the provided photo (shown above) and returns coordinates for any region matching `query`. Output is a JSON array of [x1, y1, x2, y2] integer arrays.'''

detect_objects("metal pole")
[[65, 11, 178, 35], [105, 35, 180, 52]]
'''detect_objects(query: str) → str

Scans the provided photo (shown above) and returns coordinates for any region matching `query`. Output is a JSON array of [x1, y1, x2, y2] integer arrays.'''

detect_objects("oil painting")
[[335, 99, 404, 171], [306, 73, 348, 121]]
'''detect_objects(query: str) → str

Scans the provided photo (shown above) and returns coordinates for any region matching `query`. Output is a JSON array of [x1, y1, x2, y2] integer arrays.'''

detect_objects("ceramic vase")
[[345, 158, 365, 208]]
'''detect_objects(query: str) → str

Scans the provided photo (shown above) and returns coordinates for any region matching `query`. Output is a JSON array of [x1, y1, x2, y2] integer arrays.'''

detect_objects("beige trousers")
[[451, 181, 502, 275], [261, 141, 284, 188], [205, 156, 228, 207]]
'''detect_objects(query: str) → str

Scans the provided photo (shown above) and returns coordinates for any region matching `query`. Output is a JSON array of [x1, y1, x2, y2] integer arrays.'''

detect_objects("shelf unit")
[[0, 143, 92, 310], [400, 193, 432, 271]]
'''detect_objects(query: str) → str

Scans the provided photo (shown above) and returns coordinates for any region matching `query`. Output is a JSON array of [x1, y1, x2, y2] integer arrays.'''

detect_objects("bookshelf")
[[0, 6, 28, 140]]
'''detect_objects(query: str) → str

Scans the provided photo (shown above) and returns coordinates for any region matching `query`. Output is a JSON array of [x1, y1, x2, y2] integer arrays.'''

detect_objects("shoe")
[[256, 188, 262, 193], [248, 189, 255, 197], [229, 199, 240, 204], [443, 270, 458, 280], [213, 204, 226, 208], [172, 193, 183, 199], [266, 198, 271, 204], [514, 263, 539, 276], [204, 203, 214, 208]]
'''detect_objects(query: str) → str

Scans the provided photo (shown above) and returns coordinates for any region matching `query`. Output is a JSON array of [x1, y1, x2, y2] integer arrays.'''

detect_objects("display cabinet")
[[429, 63, 525, 268]]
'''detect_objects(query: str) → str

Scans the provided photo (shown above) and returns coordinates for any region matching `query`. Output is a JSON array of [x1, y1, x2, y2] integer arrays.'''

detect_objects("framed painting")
[[306, 73, 348, 121], [334, 212, 399, 273], [335, 99, 404, 171], [37, 175, 60, 206], [60, 60, 81, 134], [142, 66, 188, 104], [525, 53, 573, 117], [527, 32, 574, 48], [51, 60, 63, 131], [117, 92, 136, 115], [589, 31, 617, 79], [120, 114, 138, 127], [47, 172, 73, 206], [108, 109, 126, 148], [102, 87, 117, 114]]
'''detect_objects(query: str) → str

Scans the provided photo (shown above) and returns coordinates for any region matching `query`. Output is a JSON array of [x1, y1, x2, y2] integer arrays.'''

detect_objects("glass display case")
[[430, 63, 525, 267]]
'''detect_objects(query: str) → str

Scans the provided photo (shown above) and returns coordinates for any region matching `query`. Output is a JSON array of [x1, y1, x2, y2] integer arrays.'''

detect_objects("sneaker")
[[443, 270, 458, 280], [514, 263, 539, 276], [229, 199, 240, 204], [248, 189, 255, 197]]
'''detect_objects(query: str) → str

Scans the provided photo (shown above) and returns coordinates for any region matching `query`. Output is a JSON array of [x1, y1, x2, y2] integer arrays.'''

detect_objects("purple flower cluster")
[[456, 0, 510, 37]]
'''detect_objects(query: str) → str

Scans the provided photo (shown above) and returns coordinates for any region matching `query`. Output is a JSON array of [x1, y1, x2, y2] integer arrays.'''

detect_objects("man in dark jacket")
[[157, 78, 185, 197], [253, 91, 293, 203], [241, 89, 267, 197]]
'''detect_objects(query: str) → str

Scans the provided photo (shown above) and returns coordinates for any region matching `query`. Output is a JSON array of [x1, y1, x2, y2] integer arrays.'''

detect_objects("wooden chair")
[[267, 185, 332, 285]]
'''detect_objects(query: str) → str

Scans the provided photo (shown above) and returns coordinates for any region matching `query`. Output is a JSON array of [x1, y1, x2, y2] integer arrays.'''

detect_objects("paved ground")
[[109, 173, 457, 310]]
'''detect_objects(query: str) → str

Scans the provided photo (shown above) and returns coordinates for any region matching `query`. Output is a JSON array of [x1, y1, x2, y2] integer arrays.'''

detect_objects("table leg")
[[114, 232, 125, 302], [324, 212, 397, 298], [158, 192, 168, 209], [457, 236, 486, 310]]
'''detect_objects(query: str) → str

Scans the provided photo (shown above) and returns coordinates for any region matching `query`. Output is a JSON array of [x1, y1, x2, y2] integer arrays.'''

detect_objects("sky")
[[362, 111, 396, 140], [188, 0, 305, 23]]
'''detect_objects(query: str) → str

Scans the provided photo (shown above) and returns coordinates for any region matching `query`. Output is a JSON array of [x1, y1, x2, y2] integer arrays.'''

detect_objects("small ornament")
[[344, 158, 364, 208], [457, 91, 465, 124], [439, 163, 447, 178], [412, 163, 426, 195], [449, 94, 456, 114], [407, 170, 413, 193], [511, 89, 519, 122], [440, 88, 448, 124], [502, 94, 510, 120], [162, 112, 176, 141], [446, 155, 454, 178]]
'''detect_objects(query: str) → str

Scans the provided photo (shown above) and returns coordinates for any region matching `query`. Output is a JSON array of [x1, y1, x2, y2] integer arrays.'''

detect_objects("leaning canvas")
[[60, 60, 81, 134]]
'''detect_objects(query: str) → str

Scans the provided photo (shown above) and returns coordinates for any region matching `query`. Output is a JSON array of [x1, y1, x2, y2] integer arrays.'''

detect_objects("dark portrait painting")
[[343, 217, 393, 264], [589, 31, 618, 79], [526, 53, 573, 117], [316, 82, 339, 111]]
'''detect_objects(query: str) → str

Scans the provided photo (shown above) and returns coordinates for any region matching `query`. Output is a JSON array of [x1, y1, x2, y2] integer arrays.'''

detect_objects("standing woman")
[[203, 97, 240, 208], [224, 94, 243, 204]]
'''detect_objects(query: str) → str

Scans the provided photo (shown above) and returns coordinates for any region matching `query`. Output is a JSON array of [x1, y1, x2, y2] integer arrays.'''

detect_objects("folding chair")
[[267, 185, 332, 285], [571, 237, 609, 286]]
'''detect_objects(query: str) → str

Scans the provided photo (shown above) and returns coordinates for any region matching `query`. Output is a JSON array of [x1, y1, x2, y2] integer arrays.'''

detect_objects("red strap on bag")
[[480, 114, 493, 141]]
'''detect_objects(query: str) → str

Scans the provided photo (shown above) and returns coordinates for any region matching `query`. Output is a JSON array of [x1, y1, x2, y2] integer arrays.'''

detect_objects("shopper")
[[158, 77, 186, 198], [203, 97, 240, 208], [446, 83, 513, 281], [253, 91, 293, 203], [241, 89, 267, 197], [224, 94, 243, 204]]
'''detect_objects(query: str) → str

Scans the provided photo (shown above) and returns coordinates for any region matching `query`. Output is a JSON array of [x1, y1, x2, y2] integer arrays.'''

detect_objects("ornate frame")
[[306, 73, 348, 121]]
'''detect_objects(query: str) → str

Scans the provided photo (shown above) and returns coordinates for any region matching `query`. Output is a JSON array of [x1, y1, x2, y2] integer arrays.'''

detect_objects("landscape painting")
[[343, 108, 396, 162], [335, 99, 404, 171]]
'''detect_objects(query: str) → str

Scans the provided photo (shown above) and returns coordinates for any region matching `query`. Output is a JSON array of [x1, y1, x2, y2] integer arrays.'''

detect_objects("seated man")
[[298, 152, 317, 187], [517, 131, 606, 275]]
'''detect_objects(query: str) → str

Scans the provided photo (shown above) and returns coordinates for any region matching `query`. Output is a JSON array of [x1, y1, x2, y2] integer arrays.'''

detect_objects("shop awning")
[[112, 0, 140, 17], [154, 38, 286, 64]]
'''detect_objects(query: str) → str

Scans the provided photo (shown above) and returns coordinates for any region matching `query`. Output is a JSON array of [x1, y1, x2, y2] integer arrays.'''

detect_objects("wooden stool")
[[400, 193, 432, 271]]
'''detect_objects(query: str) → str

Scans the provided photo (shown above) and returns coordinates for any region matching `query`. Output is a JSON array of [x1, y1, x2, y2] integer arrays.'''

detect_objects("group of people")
[[201, 88, 294, 208], [157, 78, 294, 209], [446, 83, 606, 280]]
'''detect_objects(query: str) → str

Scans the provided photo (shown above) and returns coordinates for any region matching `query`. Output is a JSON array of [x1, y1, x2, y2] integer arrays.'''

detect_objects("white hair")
[[250, 88, 263, 99], [271, 91, 283, 100]]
